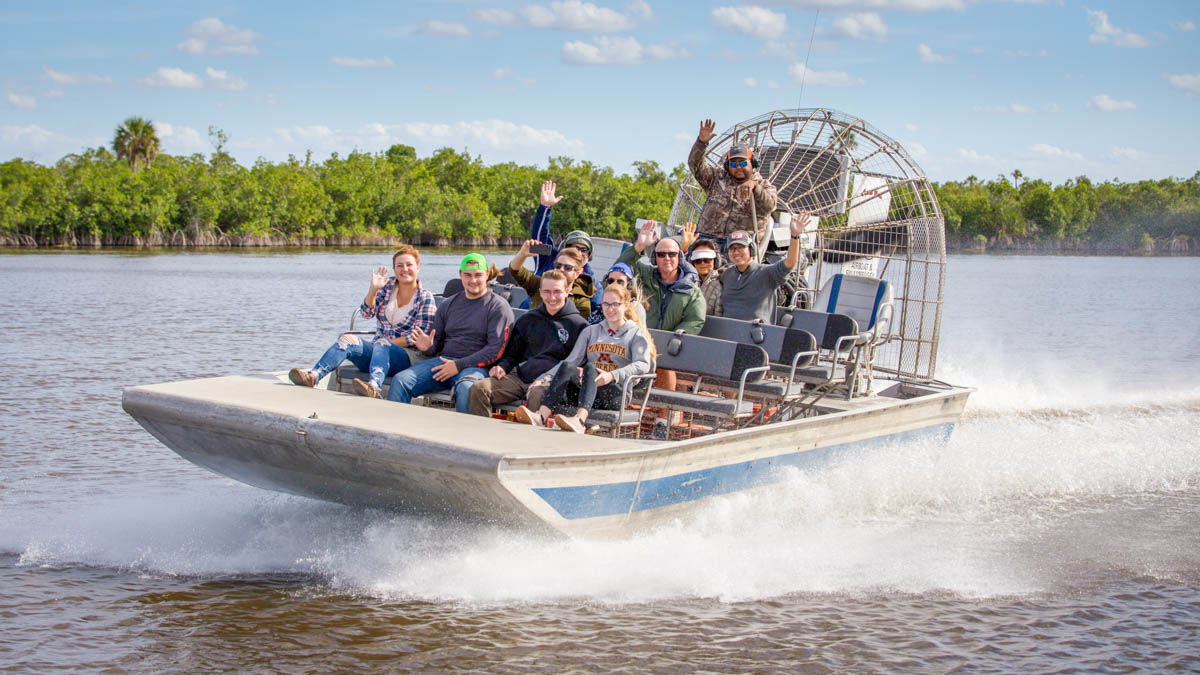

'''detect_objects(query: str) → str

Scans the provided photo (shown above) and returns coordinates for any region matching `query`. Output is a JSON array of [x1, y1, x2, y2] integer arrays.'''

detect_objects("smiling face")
[[539, 276, 568, 314], [727, 243, 752, 269], [460, 269, 488, 298], [601, 288, 626, 324], [653, 238, 681, 279], [392, 253, 419, 284]]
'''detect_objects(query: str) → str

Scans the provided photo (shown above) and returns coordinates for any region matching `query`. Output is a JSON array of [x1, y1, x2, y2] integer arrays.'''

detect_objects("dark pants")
[[529, 361, 622, 414]]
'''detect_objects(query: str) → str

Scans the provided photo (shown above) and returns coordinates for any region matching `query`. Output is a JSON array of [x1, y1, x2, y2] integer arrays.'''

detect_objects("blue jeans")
[[365, 340, 412, 390], [311, 333, 373, 379], [386, 357, 488, 413]]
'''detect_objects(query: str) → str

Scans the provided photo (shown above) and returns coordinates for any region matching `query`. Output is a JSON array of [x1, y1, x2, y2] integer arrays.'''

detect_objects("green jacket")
[[617, 246, 706, 335], [509, 264, 595, 316]]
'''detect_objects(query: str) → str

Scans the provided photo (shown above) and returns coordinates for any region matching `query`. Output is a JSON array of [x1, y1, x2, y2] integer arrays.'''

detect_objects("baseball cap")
[[728, 143, 751, 159], [459, 253, 487, 271], [727, 230, 754, 248]]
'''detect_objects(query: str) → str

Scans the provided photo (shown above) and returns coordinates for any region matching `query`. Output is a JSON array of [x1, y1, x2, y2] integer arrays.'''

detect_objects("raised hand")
[[410, 326, 435, 352], [635, 219, 658, 252], [540, 180, 564, 208], [370, 265, 389, 289], [681, 221, 698, 252], [791, 210, 814, 237], [698, 119, 716, 143]]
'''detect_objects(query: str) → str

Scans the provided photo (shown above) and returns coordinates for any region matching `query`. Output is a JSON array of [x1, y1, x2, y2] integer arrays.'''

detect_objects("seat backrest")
[[699, 315, 816, 367], [433, 294, 447, 307], [511, 307, 528, 322], [497, 283, 529, 308], [442, 278, 464, 297], [814, 273, 892, 333], [650, 329, 768, 383], [774, 307, 858, 351]]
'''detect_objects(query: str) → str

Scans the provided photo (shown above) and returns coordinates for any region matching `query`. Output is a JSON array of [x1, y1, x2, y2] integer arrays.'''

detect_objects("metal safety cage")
[[669, 108, 946, 382]]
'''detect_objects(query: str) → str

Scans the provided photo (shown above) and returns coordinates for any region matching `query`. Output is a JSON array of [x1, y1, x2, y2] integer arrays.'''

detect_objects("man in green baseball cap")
[[386, 252, 514, 413]]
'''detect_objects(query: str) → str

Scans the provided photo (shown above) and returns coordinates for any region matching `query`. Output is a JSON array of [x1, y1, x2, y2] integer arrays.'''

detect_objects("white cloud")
[[416, 20, 471, 37], [141, 66, 204, 89], [905, 141, 928, 158], [1174, 20, 1195, 32], [494, 67, 513, 79], [154, 122, 207, 154], [43, 66, 112, 86], [763, 0, 963, 10], [833, 12, 887, 41], [177, 17, 261, 56], [524, 0, 636, 31], [1086, 9, 1148, 48], [1030, 143, 1084, 161], [1087, 93, 1135, 111], [1, 124, 57, 147], [1110, 146, 1146, 161], [6, 93, 36, 110], [472, 8, 518, 25], [331, 56, 396, 68], [1167, 73, 1200, 96], [205, 67, 248, 91], [915, 43, 953, 64], [626, 0, 654, 21], [744, 77, 759, 87], [711, 6, 788, 40], [270, 120, 586, 162], [561, 36, 689, 65], [955, 148, 994, 163], [788, 63, 864, 87]]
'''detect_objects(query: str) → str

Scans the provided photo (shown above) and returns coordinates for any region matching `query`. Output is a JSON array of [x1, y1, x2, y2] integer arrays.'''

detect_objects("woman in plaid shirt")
[[288, 246, 437, 397]]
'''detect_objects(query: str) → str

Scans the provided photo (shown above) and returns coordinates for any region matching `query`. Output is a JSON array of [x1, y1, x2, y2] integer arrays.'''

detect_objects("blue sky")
[[2, 0, 1196, 183]]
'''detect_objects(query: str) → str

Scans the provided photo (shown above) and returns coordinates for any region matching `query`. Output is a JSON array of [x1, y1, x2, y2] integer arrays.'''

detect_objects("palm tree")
[[113, 117, 160, 171]]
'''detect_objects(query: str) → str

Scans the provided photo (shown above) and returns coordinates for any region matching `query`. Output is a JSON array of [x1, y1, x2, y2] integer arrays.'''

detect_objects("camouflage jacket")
[[688, 138, 778, 239]]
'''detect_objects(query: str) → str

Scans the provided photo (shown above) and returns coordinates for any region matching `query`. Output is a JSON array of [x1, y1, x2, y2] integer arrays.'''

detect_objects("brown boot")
[[351, 378, 379, 398], [288, 368, 316, 387]]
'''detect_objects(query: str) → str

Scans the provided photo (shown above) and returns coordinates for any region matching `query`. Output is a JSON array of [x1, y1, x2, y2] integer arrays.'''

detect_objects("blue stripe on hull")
[[532, 423, 955, 520]]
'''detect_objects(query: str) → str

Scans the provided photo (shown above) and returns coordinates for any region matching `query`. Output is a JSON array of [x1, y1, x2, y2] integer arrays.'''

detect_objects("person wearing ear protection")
[[688, 118, 779, 244]]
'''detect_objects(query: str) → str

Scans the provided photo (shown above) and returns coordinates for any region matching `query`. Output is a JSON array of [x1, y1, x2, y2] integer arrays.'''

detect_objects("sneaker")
[[351, 378, 379, 398], [514, 405, 544, 427], [553, 414, 585, 434], [288, 368, 316, 387], [647, 421, 670, 440]]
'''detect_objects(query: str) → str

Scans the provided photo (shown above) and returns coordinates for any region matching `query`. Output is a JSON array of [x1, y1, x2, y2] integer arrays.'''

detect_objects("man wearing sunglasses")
[[507, 239, 596, 315], [688, 119, 778, 246]]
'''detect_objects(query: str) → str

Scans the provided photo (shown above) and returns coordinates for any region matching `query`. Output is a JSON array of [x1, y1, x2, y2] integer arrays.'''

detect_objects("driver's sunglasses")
[[728, 160, 749, 168]]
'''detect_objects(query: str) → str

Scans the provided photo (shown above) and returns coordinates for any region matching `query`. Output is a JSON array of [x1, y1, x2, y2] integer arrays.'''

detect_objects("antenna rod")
[[797, 10, 820, 110]]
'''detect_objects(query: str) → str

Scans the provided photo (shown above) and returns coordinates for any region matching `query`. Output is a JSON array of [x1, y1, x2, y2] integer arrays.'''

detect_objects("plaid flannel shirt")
[[359, 278, 437, 340]]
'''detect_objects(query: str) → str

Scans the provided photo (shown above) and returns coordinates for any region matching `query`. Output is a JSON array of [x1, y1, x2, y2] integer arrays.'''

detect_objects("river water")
[[1, 250, 1198, 671]]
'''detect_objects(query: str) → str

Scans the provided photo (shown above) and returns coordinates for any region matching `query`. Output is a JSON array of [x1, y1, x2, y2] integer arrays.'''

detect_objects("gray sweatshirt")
[[540, 320, 653, 386], [718, 259, 791, 323]]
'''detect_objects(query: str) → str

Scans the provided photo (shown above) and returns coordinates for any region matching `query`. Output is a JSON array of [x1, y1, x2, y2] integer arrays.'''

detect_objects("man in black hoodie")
[[467, 270, 588, 418]]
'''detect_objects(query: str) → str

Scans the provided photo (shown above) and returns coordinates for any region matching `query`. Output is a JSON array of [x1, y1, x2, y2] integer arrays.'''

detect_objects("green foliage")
[[4, 125, 1195, 249]]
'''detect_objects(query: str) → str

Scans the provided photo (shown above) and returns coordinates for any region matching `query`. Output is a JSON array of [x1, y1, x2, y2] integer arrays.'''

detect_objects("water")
[[2, 251, 1198, 671]]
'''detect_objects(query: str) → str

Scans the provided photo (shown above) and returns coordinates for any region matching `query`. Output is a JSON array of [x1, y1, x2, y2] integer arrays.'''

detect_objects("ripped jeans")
[[310, 333, 411, 390]]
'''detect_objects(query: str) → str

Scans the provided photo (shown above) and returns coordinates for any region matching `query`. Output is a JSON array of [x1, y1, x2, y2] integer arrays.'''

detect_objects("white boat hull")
[[123, 373, 971, 537]]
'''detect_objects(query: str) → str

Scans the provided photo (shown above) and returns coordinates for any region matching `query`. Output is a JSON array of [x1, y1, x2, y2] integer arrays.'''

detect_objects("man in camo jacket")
[[688, 118, 779, 243]]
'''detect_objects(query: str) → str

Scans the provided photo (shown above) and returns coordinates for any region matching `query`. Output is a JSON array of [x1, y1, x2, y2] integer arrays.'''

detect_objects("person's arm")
[[452, 298, 513, 371], [617, 240, 654, 280], [530, 180, 564, 274], [769, 210, 812, 285], [752, 176, 778, 217], [607, 329, 653, 385], [360, 266, 390, 318], [494, 316, 527, 375], [689, 120, 718, 190]]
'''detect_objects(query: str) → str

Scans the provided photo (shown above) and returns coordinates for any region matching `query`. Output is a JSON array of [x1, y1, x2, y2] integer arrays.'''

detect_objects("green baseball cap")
[[460, 253, 487, 271]]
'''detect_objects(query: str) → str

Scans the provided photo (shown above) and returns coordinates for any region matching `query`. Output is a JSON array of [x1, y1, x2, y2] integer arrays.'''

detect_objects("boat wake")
[[5, 382, 1197, 606]]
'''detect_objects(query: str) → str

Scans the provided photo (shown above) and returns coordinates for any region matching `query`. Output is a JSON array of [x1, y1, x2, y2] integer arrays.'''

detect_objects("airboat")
[[123, 109, 972, 538]]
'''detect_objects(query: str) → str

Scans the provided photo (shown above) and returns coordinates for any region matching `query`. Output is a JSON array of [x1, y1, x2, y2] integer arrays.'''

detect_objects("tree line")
[[1, 119, 1197, 251]]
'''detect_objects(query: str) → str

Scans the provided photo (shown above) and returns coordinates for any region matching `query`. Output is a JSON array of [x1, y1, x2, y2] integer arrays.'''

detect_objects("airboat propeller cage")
[[669, 108, 947, 383]]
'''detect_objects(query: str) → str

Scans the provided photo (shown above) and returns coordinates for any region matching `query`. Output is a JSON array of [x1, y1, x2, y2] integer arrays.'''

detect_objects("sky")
[[1, 0, 1197, 184]]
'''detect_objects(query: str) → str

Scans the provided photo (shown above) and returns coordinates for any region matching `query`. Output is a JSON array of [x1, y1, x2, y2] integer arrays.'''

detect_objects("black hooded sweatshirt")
[[494, 301, 589, 383]]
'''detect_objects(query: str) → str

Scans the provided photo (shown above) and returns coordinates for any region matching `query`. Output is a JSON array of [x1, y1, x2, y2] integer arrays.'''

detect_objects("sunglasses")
[[553, 262, 577, 271], [728, 160, 749, 168], [566, 245, 591, 256], [604, 276, 627, 285], [691, 257, 714, 264], [654, 251, 679, 259]]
